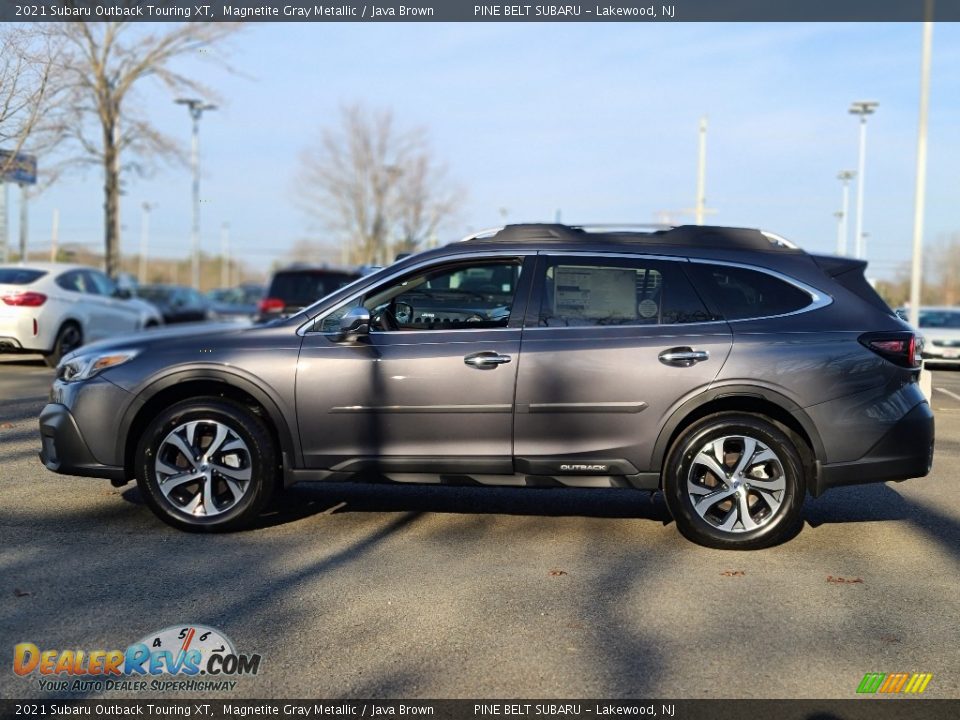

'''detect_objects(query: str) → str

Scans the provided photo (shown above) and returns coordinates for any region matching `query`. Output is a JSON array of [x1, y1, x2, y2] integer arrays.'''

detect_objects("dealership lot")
[[1, 357, 959, 699]]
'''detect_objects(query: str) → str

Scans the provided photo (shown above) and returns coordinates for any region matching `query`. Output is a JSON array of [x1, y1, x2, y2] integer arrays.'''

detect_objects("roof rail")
[[568, 223, 675, 233], [455, 223, 803, 252], [458, 226, 505, 243]]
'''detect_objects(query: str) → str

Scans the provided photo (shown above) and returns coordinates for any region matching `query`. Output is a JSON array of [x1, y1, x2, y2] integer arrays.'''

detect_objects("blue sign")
[[0, 150, 37, 185]]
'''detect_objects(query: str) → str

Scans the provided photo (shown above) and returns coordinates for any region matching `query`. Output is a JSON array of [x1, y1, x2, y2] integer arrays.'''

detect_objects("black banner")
[[1, 0, 958, 23], [3, 700, 960, 720]]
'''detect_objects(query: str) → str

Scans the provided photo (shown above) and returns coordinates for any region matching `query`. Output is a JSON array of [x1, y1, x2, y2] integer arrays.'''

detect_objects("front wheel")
[[663, 413, 805, 550], [135, 398, 276, 532]]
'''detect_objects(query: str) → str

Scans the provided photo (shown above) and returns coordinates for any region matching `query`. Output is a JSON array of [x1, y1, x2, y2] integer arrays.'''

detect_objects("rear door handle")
[[464, 351, 512, 368], [659, 347, 710, 367]]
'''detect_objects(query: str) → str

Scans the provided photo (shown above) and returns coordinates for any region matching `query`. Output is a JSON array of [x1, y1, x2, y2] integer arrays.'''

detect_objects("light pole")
[[909, 13, 934, 329], [176, 98, 216, 290], [139, 202, 155, 284], [220, 221, 230, 289], [695, 116, 708, 225], [836, 170, 855, 255], [849, 100, 878, 260]]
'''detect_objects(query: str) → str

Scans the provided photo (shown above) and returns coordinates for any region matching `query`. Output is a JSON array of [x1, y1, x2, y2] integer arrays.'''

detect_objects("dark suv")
[[38, 224, 934, 549], [256, 265, 359, 322]]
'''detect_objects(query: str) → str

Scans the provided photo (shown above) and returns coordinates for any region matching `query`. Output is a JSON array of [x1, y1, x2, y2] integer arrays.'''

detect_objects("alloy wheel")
[[154, 419, 252, 517], [686, 435, 786, 533]]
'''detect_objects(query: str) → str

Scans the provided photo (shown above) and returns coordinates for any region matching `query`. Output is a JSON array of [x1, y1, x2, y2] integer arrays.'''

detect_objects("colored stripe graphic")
[[857, 672, 933, 694], [857, 673, 885, 693], [904, 673, 934, 694]]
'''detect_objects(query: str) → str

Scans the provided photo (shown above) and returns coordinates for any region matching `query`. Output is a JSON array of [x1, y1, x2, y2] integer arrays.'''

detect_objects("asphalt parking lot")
[[1, 356, 959, 700]]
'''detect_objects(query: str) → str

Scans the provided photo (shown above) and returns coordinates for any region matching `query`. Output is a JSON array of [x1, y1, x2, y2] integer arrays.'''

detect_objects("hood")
[[61, 322, 255, 363]]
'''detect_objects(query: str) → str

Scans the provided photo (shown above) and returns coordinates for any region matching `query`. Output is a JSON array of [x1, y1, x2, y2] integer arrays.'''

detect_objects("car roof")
[[0, 262, 102, 274], [454, 223, 803, 253]]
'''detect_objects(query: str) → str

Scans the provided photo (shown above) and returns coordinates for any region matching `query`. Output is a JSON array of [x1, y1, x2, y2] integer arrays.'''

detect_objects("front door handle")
[[658, 347, 710, 367], [464, 351, 512, 369]]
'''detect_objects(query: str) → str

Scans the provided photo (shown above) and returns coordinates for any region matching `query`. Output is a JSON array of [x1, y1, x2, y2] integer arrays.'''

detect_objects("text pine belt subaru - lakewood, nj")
[[38, 224, 934, 549]]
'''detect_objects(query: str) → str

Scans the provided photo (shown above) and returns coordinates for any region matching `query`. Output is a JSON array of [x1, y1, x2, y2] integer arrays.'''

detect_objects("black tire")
[[43, 322, 83, 368], [135, 397, 277, 532], [663, 412, 805, 550]]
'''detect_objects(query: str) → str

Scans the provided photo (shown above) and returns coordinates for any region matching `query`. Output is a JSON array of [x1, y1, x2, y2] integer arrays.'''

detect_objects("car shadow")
[[122, 480, 673, 530]]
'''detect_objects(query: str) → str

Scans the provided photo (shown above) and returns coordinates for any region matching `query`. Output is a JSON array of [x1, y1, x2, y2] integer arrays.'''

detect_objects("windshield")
[[137, 287, 174, 303]]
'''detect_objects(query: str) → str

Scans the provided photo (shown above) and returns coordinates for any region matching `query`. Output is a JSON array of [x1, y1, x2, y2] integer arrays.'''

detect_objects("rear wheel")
[[135, 398, 276, 532], [663, 413, 805, 550], [43, 322, 82, 368]]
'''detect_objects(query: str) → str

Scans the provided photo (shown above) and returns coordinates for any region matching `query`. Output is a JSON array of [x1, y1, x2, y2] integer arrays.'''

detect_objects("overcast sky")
[[7, 21, 960, 280]]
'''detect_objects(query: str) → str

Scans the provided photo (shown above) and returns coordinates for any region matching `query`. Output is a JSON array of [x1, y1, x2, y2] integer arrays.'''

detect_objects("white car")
[[0, 262, 164, 367], [897, 306, 960, 366]]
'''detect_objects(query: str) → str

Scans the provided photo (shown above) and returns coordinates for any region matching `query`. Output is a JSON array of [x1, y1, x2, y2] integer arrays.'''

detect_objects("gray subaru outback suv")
[[38, 224, 934, 549]]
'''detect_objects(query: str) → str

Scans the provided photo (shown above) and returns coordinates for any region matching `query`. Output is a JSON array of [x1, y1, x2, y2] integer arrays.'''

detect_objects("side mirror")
[[338, 306, 370, 341], [113, 288, 132, 300]]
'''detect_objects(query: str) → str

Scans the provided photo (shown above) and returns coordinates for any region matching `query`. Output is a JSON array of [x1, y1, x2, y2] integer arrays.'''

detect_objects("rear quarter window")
[[0, 269, 46, 285], [692, 264, 814, 320]]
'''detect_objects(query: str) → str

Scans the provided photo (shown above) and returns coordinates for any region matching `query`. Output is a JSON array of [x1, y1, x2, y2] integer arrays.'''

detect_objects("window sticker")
[[554, 266, 637, 320]]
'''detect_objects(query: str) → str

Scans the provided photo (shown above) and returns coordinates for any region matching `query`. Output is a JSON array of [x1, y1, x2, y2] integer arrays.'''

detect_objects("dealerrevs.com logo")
[[13, 625, 262, 693]]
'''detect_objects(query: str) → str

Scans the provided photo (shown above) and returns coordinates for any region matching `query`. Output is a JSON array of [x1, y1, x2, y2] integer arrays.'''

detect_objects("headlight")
[[57, 350, 140, 382]]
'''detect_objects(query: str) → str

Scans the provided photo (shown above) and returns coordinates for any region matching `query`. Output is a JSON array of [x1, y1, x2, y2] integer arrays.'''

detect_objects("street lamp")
[[849, 100, 878, 260], [175, 98, 216, 290], [836, 170, 855, 255]]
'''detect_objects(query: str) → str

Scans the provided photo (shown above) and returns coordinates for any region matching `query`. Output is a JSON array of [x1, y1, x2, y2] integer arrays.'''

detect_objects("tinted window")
[[137, 287, 174, 303], [269, 271, 356, 307], [0, 268, 46, 285], [84, 270, 116, 296], [56, 271, 88, 293], [319, 260, 522, 332], [536, 258, 715, 327], [694, 265, 813, 320]]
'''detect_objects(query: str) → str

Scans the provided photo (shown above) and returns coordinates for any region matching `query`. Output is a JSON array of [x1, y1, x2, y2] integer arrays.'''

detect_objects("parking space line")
[[935, 387, 960, 403], [323, 501, 349, 514]]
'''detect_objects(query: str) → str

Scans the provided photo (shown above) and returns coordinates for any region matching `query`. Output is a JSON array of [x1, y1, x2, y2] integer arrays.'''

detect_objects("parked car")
[[39, 224, 933, 549], [206, 285, 264, 323], [0, 262, 162, 367], [256, 265, 360, 322], [896, 306, 960, 367], [135, 285, 213, 324]]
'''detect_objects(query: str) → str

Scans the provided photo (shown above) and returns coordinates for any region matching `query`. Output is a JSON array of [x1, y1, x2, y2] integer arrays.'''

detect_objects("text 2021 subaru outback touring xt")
[[38, 224, 934, 549]]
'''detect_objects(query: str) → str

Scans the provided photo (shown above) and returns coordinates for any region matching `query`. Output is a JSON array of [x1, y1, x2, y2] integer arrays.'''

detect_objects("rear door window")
[[533, 256, 716, 327]]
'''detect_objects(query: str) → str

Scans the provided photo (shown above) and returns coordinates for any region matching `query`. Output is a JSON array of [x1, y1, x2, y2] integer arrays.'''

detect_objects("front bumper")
[[814, 401, 935, 496], [38, 403, 126, 481]]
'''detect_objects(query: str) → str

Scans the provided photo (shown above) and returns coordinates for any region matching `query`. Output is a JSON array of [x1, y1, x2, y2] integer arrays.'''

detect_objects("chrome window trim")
[[298, 250, 535, 337], [688, 258, 833, 321], [531, 252, 831, 330]]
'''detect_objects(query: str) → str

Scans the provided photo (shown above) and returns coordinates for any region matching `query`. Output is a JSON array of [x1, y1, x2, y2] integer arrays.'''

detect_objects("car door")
[[295, 255, 534, 475], [83, 270, 140, 334], [513, 253, 733, 477]]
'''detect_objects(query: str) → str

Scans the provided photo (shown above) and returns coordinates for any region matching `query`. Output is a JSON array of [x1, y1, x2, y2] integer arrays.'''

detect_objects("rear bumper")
[[38, 403, 126, 481], [814, 401, 934, 496]]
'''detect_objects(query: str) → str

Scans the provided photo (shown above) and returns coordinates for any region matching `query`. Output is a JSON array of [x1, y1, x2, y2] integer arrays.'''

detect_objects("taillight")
[[1, 291, 47, 307], [859, 332, 921, 369], [257, 297, 285, 314]]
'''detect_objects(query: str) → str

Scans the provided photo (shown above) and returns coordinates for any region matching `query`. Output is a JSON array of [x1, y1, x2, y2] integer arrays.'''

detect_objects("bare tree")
[[48, 22, 238, 278], [296, 104, 463, 265], [0, 27, 60, 174]]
